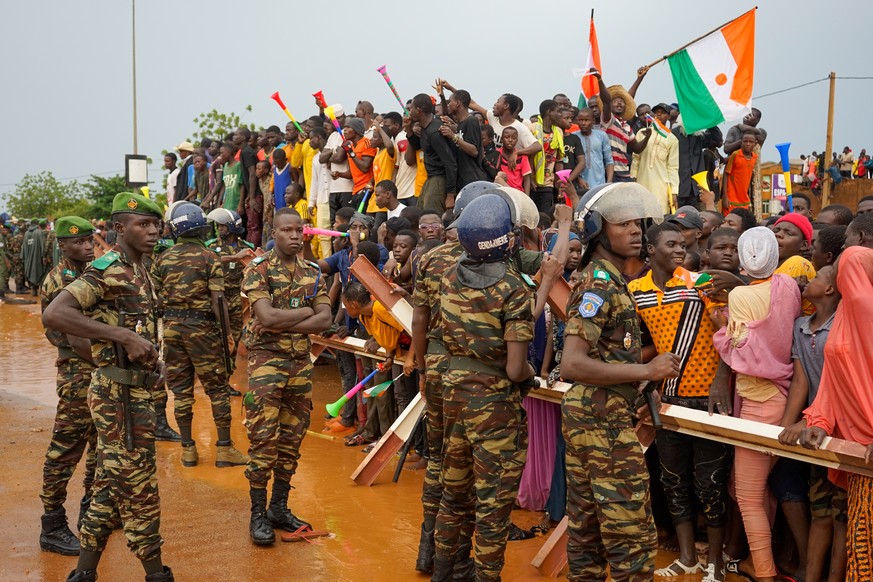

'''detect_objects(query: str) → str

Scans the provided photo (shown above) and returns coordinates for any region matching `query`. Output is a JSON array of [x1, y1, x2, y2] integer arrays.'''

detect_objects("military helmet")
[[457, 194, 515, 262], [168, 202, 208, 237], [206, 208, 245, 235], [574, 182, 663, 244], [453, 181, 496, 219]]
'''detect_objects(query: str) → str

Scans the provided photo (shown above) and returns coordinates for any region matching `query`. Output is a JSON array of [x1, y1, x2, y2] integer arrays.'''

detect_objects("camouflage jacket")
[[152, 237, 224, 312], [40, 257, 86, 350], [439, 260, 535, 371], [10, 231, 23, 259], [207, 237, 254, 291], [242, 250, 329, 358], [412, 240, 463, 344], [64, 245, 159, 369]]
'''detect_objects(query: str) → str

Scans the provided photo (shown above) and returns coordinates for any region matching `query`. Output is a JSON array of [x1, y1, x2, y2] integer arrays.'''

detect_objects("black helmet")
[[457, 194, 515, 262], [453, 181, 497, 219], [169, 203, 208, 237]]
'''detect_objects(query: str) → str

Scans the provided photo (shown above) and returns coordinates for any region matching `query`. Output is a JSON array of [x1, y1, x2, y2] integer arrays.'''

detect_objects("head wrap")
[[546, 232, 579, 253], [775, 213, 813, 244], [350, 212, 374, 230], [738, 226, 779, 279]]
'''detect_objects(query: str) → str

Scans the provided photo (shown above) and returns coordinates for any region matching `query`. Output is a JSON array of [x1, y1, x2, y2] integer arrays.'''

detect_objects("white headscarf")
[[738, 226, 779, 279]]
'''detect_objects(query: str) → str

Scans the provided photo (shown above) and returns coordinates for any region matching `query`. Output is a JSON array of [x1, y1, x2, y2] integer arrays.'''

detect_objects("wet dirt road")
[[0, 298, 728, 581]]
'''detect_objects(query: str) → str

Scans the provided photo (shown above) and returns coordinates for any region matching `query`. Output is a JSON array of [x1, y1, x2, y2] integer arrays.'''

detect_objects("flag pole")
[[643, 7, 757, 69]]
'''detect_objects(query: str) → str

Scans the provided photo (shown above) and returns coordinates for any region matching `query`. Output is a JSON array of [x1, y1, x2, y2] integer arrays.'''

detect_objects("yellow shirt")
[[775, 255, 816, 315], [360, 301, 406, 355], [414, 150, 427, 197], [293, 198, 309, 221], [367, 147, 396, 213], [297, 140, 317, 201]]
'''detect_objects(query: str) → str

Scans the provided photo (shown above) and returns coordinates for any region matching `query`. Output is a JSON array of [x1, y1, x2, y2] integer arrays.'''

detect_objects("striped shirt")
[[628, 269, 719, 398], [603, 114, 634, 178]]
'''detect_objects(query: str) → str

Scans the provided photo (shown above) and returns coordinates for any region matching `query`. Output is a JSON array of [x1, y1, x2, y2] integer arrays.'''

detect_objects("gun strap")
[[98, 365, 152, 388]]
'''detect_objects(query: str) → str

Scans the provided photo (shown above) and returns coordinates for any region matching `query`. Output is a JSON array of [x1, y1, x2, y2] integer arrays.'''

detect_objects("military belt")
[[600, 384, 645, 410], [163, 308, 215, 322], [448, 356, 507, 379], [98, 365, 157, 388]]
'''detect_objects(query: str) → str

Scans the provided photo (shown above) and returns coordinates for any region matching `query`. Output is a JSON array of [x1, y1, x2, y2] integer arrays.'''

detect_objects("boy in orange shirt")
[[722, 132, 758, 214]]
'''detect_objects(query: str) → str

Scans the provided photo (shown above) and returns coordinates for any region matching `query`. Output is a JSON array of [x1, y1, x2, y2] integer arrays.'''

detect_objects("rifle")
[[113, 312, 135, 452], [217, 294, 233, 376]]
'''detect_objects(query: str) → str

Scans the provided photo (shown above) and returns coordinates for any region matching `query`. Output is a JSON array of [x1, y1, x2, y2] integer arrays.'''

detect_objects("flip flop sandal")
[[344, 434, 368, 446], [701, 563, 726, 582], [655, 558, 704, 577], [280, 525, 332, 543]]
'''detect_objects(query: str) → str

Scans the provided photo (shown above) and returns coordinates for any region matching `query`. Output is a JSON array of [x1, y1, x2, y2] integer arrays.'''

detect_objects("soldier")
[[0, 222, 10, 297], [42, 192, 174, 582], [560, 183, 681, 582], [241, 208, 331, 545], [152, 202, 247, 468], [206, 208, 255, 395], [148, 237, 182, 442], [45, 219, 60, 268], [432, 193, 538, 582], [23, 217, 48, 294], [10, 220, 26, 292], [38, 216, 98, 555]]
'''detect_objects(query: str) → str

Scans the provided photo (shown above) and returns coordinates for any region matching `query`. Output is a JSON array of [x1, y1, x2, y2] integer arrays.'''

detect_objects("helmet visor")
[[585, 183, 665, 225]]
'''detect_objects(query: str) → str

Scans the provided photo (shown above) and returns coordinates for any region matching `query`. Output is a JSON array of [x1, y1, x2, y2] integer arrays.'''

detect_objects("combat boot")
[[40, 508, 80, 556], [431, 554, 455, 582], [266, 479, 311, 531], [452, 536, 475, 582], [181, 443, 198, 467], [144, 566, 174, 581], [66, 570, 97, 582], [215, 441, 248, 468], [415, 517, 436, 573], [154, 405, 181, 442], [249, 488, 276, 545]]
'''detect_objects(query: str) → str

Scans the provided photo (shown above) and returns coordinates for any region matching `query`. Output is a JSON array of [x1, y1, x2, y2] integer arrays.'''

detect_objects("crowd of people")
[[5, 69, 873, 582]]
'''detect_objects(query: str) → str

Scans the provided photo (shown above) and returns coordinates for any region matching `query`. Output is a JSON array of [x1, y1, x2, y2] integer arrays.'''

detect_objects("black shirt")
[[455, 116, 487, 189], [412, 117, 458, 194], [562, 133, 584, 177]]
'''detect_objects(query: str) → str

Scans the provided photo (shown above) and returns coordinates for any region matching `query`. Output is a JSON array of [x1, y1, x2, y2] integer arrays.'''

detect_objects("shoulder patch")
[[204, 238, 218, 247], [520, 272, 536, 287], [251, 255, 268, 266], [62, 269, 76, 279], [593, 269, 611, 282], [91, 251, 120, 271], [578, 292, 605, 318], [242, 240, 256, 250]]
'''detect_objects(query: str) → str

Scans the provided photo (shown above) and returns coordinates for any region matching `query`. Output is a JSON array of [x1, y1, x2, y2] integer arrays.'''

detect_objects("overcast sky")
[[1, 0, 868, 210]]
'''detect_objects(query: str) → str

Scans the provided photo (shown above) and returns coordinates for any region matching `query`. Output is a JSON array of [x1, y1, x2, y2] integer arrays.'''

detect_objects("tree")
[[3, 171, 88, 219], [189, 105, 257, 144], [83, 174, 127, 218]]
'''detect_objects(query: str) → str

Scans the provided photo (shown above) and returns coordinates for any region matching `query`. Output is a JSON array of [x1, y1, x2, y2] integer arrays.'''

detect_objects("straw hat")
[[598, 85, 636, 122]]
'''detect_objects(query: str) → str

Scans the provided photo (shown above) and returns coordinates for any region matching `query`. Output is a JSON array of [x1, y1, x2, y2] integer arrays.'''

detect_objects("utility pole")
[[822, 71, 836, 207], [132, 0, 138, 154]]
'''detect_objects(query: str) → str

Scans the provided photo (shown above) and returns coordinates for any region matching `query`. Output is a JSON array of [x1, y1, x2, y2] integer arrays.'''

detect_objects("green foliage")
[[4, 171, 86, 219], [82, 174, 127, 219], [188, 105, 257, 144]]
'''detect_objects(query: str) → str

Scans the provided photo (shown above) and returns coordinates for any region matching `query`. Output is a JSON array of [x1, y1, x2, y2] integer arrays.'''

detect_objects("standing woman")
[[801, 246, 873, 581]]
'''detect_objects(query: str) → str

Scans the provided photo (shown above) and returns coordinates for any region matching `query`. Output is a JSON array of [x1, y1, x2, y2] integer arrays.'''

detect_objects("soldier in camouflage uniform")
[[432, 193, 538, 582], [38, 216, 98, 556], [45, 221, 60, 268], [206, 208, 255, 395], [560, 183, 679, 582], [0, 223, 10, 297], [42, 192, 174, 582], [153, 203, 247, 468], [10, 220, 27, 292], [241, 208, 332, 545]]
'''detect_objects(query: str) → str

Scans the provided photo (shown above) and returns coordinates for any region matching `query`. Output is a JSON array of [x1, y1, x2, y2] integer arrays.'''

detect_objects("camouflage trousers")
[[0, 255, 8, 291], [12, 257, 25, 291], [227, 290, 243, 365], [244, 351, 312, 488], [79, 370, 163, 561], [562, 384, 656, 582], [422, 353, 450, 521], [164, 319, 231, 429], [40, 357, 97, 511], [436, 371, 527, 582]]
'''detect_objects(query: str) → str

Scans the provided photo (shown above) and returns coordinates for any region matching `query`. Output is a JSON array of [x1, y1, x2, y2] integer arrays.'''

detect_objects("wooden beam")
[[531, 516, 568, 577], [309, 335, 388, 361], [534, 273, 571, 321], [351, 393, 426, 486], [349, 256, 413, 333]]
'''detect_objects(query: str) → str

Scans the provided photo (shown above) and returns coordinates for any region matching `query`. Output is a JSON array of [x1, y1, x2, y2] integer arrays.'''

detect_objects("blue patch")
[[578, 292, 605, 318]]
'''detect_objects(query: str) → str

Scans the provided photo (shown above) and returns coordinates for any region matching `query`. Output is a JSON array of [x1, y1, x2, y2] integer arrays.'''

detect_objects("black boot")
[[77, 494, 91, 532], [452, 536, 475, 582], [154, 404, 181, 442], [66, 570, 97, 582], [249, 488, 275, 545], [415, 517, 436, 573], [40, 508, 80, 555], [144, 566, 174, 581], [228, 387, 242, 397], [266, 480, 311, 532], [431, 554, 455, 582]]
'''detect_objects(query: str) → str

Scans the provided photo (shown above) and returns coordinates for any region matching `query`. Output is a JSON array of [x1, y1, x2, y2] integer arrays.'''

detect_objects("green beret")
[[111, 192, 163, 219], [55, 216, 95, 239], [39, 219, 47, 226]]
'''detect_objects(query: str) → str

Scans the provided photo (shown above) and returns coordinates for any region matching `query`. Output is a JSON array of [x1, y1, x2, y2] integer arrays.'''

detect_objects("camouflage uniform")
[[241, 251, 329, 488], [207, 236, 254, 366], [563, 258, 657, 582], [148, 239, 174, 412], [45, 228, 59, 268], [10, 228, 26, 291], [152, 238, 231, 430], [63, 246, 164, 561], [39, 257, 97, 511], [0, 229, 10, 293], [436, 260, 535, 582]]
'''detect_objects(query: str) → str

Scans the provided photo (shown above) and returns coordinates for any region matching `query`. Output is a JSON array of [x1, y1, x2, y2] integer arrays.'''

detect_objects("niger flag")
[[580, 12, 601, 100], [667, 8, 755, 134]]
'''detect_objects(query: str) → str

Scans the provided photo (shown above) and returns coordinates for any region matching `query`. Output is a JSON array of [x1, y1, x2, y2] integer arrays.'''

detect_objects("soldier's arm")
[[288, 301, 332, 334], [506, 341, 535, 383], [412, 305, 430, 371], [42, 290, 156, 364], [251, 297, 314, 331]]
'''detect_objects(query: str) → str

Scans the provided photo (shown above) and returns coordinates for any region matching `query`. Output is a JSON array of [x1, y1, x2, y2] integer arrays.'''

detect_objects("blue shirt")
[[791, 313, 834, 405], [577, 129, 614, 188], [272, 164, 293, 210]]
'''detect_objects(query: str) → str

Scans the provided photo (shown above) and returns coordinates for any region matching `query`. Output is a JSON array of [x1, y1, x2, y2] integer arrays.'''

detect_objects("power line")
[[754, 75, 873, 100], [0, 168, 160, 189]]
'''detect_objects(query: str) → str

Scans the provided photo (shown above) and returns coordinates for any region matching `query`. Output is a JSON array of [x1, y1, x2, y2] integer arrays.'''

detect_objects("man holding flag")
[[632, 103, 679, 214]]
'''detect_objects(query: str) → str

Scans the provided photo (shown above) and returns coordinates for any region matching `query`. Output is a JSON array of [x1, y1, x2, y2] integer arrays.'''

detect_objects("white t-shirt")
[[309, 152, 331, 208], [166, 167, 180, 204], [387, 202, 407, 220], [486, 111, 537, 149], [325, 131, 354, 193], [393, 131, 417, 200]]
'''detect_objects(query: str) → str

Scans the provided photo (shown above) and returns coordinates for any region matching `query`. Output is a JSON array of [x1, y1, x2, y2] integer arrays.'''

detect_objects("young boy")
[[284, 183, 309, 221], [778, 265, 847, 582], [705, 227, 741, 275], [722, 132, 758, 215], [811, 225, 846, 271], [497, 126, 532, 195], [388, 229, 419, 295], [481, 125, 500, 180], [698, 210, 724, 254], [308, 126, 332, 259], [772, 213, 817, 314]]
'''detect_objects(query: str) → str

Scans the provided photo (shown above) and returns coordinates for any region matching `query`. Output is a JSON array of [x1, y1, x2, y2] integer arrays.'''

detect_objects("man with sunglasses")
[[241, 208, 332, 546]]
